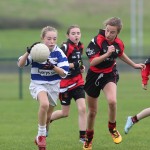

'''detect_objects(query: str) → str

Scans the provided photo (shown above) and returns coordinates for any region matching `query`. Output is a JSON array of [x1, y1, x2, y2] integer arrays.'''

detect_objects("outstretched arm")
[[119, 53, 145, 69]]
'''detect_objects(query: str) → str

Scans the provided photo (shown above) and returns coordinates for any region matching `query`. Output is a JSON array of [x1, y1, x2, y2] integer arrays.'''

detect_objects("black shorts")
[[84, 69, 119, 98], [59, 86, 85, 106]]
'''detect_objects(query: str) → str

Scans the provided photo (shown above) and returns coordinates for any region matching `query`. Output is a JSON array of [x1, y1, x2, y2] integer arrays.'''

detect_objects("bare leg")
[[76, 98, 87, 131], [136, 108, 150, 121], [103, 82, 122, 144], [36, 91, 50, 148], [86, 95, 98, 130], [46, 105, 70, 137], [51, 105, 70, 121], [38, 91, 50, 126], [124, 108, 150, 134], [103, 82, 117, 123], [84, 95, 97, 145], [46, 105, 55, 133]]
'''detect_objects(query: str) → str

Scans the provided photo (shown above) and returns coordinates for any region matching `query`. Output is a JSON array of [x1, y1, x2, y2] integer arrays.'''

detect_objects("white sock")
[[38, 124, 46, 137]]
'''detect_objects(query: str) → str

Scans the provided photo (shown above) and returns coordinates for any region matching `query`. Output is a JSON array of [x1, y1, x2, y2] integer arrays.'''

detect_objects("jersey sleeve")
[[17, 55, 32, 67], [141, 64, 150, 85], [60, 43, 67, 55], [86, 38, 100, 62]]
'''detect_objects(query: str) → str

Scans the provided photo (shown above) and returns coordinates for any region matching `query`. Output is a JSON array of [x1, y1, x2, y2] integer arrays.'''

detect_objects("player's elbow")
[[17, 61, 25, 68]]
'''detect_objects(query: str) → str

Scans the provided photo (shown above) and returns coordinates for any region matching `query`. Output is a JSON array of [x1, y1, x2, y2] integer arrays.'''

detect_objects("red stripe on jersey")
[[114, 37, 124, 56], [87, 30, 124, 73], [90, 63, 116, 73], [60, 74, 84, 91]]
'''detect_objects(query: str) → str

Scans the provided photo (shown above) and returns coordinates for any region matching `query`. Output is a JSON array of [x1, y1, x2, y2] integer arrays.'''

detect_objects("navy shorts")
[[59, 86, 85, 105], [84, 69, 119, 98]]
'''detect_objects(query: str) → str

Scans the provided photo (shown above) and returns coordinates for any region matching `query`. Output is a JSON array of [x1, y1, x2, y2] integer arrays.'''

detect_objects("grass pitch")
[[0, 72, 150, 149]]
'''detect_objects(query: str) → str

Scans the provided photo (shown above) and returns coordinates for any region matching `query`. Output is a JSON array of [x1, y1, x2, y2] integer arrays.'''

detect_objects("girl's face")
[[105, 25, 118, 42], [67, 27, 81, 45], [42, 31, 57, 50]]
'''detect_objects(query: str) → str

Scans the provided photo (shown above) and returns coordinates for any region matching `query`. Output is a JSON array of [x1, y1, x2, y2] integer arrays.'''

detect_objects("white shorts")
[[29, 82, 60, 106]]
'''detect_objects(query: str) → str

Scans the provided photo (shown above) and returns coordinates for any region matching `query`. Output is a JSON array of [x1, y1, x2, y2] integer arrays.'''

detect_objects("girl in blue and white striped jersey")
[[17, 26, 69, 149]]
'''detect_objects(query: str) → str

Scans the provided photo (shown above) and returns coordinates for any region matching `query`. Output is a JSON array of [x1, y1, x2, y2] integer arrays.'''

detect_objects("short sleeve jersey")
[[59, 39, 84, 92], [60, 39, 84, 78], [19, 45, 69, 84], [86, 29, 124, 73]]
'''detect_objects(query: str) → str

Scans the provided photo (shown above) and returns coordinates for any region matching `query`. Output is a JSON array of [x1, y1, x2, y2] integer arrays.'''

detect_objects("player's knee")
[[89, 109, 97, 118], [62, 111, 69, 117], [78, 106, 86, 114], [41, 102, 49, 111], [108, 99, 117, 106], [108, 99, 117, 110]]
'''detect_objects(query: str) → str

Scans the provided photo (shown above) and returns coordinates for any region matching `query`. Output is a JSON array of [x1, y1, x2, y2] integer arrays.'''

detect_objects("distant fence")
[[0, 58, 23, 100], [0, 56, 147, 100]]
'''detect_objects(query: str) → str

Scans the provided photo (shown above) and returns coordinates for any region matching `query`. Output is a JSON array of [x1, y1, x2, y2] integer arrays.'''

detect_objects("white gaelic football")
[[30, 43, 50, 62]]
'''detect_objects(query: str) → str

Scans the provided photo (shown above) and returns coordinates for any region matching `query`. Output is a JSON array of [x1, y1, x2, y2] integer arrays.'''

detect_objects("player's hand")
[[134, 63, 146, 70], [26, 42, 40, 54], [43, 59, 55, 70], [107, 45, 115, 57], [73, 60, 83, 69], [142, 84, 147, 90]]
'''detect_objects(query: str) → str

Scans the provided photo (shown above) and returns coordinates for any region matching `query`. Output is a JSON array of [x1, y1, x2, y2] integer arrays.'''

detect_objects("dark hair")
[[103, 17, 123, 33]]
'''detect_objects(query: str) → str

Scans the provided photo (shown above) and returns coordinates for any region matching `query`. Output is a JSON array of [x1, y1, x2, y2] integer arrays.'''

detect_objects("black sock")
[[80, 131, 86, 138]]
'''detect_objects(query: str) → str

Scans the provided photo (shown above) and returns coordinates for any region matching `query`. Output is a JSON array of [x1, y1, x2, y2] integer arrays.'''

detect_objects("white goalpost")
[[130, 0, 143, 57]]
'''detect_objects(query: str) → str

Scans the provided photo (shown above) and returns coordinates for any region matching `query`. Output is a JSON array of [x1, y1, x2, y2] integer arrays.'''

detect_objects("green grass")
[[0, 72, 150, 149], [0, 1, 150, 149]]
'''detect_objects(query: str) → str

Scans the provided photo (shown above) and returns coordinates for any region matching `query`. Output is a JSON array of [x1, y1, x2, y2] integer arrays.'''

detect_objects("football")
[[30, 43, 50, 62]]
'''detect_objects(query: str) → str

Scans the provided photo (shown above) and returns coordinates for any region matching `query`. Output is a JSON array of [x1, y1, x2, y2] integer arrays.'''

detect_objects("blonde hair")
[[40, 26, 57, 38], [66, 24, 80, 35], [103, 17, 123, 33]]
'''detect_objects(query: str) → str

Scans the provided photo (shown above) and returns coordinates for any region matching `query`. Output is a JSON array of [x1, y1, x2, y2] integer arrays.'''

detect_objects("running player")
[[17, 26, 69, 150], [83, 17, 145, 150], [46, 25, 87, 143]]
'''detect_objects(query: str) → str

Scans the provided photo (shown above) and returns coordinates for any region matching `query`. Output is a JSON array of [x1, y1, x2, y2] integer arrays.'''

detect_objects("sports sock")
[[38, 124, 46, 137], [132, 115, 139, 123], [79, 131, 86, 138], [85, 130, 94, 143], [108, 121, 116, 132]]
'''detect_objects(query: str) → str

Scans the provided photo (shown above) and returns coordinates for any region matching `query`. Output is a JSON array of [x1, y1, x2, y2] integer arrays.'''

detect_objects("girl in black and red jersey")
[[46, 25, 87, 143], [83, 17, 145, 150]]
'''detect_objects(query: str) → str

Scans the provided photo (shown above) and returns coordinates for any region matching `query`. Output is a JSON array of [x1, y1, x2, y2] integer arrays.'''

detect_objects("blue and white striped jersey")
[[20, 45, 69, 84]]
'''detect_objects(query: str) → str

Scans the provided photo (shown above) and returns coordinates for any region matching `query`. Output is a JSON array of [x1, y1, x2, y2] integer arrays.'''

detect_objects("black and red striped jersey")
[[60, 39, 84, 92], [86, 29, 124, 73], [60, 39, 84, 78]]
